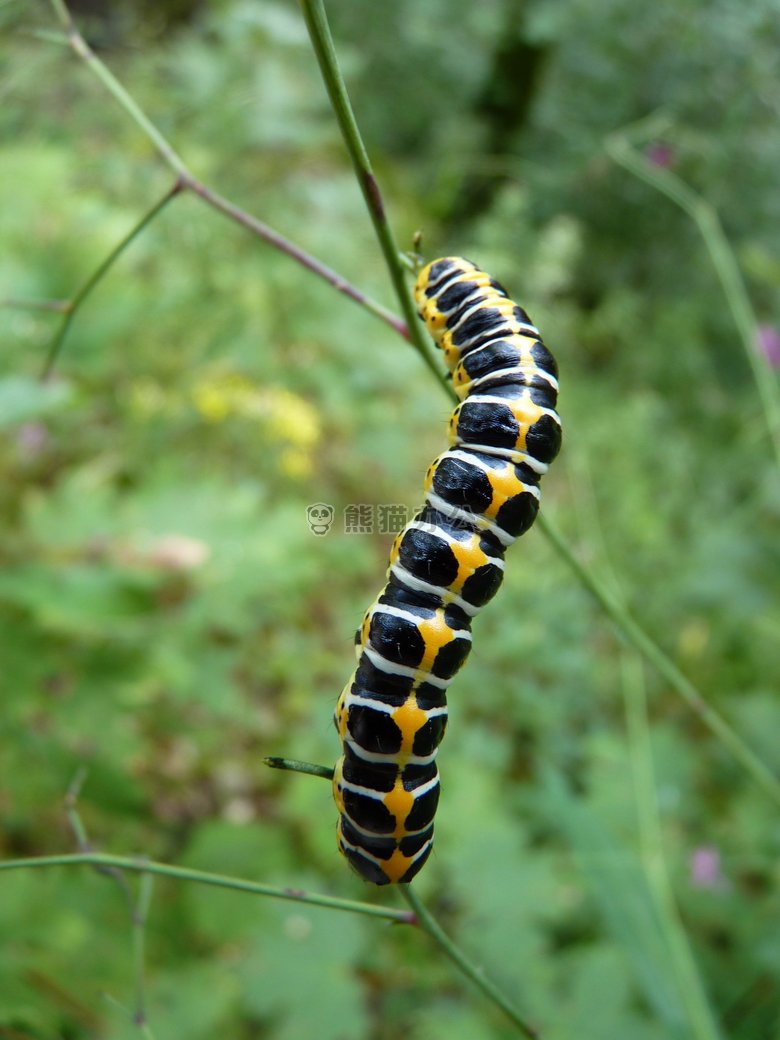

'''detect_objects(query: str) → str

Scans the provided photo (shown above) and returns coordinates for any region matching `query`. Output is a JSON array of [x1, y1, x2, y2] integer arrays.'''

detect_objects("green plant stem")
[[132, 872, 154, 1032], [101, 991, 155, 1038], [138, 1019, 156, 1040], [401, 887, 539, 1039], [45, 0, 407, 341], [64, 772, 155, 1034], [64, 766, 93, 851], [298, 0, 443, 384], [64, 767, 134, 904], [264, 756, 334, 780], [621, 653, 722, 1040], [41, 183, 181, 379], [2, 297, 70, 312], [0, 853, 415, 924], [49, 0, 189, 178], [606, 128, 780, 468], [538, 512, 780, 807]]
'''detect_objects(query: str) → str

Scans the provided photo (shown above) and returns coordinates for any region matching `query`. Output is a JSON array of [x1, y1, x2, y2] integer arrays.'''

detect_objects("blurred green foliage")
[[1, 0, 779, 1037]]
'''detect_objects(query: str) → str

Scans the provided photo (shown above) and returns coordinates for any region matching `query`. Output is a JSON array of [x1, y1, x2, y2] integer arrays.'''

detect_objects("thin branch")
[[184, 179, 407, 337], [606, 125, 780, 468], [1, 297, 70, 312], [45, 0, 407, 342], [101, 988, 156, 1039], [41, 182, 182, 379], [132, 871, 154, 1034], [298, 0, 442, 381], [18, 27, 73, 46], [0, 853, 415, 923], [48, 0, 189, 178], [401, 887, 540, 1039], [264, 756, 335, 780], [64, 767, 133, 902], [65, 772, 154, 1033]]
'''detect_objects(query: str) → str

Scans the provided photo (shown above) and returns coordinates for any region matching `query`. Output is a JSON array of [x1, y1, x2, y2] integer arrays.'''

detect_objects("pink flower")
[[690, 845, 724, 889], [756, 325, 780, 368], [646, 142, 674, 169]]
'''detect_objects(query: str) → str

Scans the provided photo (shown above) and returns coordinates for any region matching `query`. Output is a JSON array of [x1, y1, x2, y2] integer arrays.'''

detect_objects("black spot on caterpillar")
[[333, 256, 561, 884]]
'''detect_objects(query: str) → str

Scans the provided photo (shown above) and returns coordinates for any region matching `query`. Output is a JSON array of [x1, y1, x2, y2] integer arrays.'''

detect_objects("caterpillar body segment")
[[332, 256, 561, 884]]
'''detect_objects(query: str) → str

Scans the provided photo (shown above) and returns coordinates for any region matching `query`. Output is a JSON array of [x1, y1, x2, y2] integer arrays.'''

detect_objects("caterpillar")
[[332, 256, 561, 884]]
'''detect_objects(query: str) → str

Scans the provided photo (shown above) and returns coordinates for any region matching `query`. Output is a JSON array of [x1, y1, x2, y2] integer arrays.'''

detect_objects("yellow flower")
[[280, 448, 313, 479], [189, 370, 321, 476], [193, 382, 231, 422], [264, 389, 321, 449]]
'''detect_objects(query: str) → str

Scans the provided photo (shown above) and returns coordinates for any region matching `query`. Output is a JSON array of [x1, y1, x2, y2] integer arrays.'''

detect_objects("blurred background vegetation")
[[1, 0, 779, 1037]]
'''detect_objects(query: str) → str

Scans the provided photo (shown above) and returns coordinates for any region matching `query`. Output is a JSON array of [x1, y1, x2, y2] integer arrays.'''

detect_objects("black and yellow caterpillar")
[[333, 257, 562, 884]]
